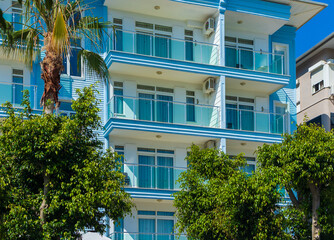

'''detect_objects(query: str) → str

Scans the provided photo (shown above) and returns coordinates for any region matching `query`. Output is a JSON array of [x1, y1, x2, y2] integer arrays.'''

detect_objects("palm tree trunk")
[[310, 183, 321, 240], [40, 39, 63, 112]]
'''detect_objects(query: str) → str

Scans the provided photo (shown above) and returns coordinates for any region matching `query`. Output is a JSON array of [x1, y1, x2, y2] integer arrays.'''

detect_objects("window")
[[274, 102, 287, 134], [241, 157, 256, 175], [313, 80, 324, 93], [113, 18, 123, 51], [137, 85, 173, 123], [138, 211, 175, 240], [225, 36, 254, 70], [12, 0, 22, 31], [58, 101, 75, 117], [115, 145, 125, 173], [62, 38, 82, 77], [226, 95, 255, 131], [114, 82, 123, 114], [185, 30, 194, 61], [12, 69, 23, 105], [137, 148, 174, 189], [273, 43, 288, 74], [135, 21, 172, 58], [186, 91, 195, 122]]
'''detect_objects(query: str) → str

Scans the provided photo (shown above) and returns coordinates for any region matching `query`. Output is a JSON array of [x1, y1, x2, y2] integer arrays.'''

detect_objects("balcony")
[[226, 107, 288, 134], [122, 163, 186, 190], [108, 29, 219, 65], [225, 46, 286, 75], [110, 232, 187, 240], [0, 82, 38, 109], [107, 95, 220, 128]]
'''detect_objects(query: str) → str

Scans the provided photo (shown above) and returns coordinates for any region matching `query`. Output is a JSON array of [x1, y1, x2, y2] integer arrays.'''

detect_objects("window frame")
[[61, 38, 84, 79], [137, 210, 176, 235]]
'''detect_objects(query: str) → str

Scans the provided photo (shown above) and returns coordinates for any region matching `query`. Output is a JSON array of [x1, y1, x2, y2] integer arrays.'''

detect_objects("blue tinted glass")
[[157, 211, 174, 216], [137, 148, 155, 153], [59, 102, 73, 111], [157, 149, 174, 154], [138, 211, 156, 216], [70, 48, 81, 77]]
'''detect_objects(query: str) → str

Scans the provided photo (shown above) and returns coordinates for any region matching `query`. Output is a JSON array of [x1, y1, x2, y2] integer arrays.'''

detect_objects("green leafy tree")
[[0, 0, 110, 114], [0, 87, 133, 240], [173, 145, 289, 240], [257, 123, 334, 240]]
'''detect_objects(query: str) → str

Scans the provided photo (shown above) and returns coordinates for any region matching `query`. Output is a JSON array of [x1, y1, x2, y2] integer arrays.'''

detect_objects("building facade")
[[297, 33, 334, 131], [0, 0, 326, 239]]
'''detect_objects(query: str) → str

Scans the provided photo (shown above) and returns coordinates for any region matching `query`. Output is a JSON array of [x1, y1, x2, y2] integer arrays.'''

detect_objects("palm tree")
[[0, 0, 110, 225], [0, 0, 110, 114]]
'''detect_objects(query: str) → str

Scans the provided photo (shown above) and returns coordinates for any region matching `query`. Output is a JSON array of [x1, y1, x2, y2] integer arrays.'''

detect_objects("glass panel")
[[136, 32, 152, 55], [139, 219, 155, 240], [225, 47, 238, 68], [157, 157, 173, 189], [273, 105, 286, 134], [114, 219, 124, 240], [241, 164, 255, 175], [240, 48, 253, 70], [185, 39, 194, 61], [255, 52, 269, 72], [12, 13, 22, 31], [186, 97, 195, 122], [239, 105, 254, 131], [138, 155, 155, 188], [226, 104, 238, 129], [157, 220, 174, 240], [115, 28, 123, 51], [12, 76, 23, 105], [70, 48, 81, 77], [155, 34, 171, 58], [138, 93, 155, 121], [156, 95, 173, 123], [114, 89, 123, 114]]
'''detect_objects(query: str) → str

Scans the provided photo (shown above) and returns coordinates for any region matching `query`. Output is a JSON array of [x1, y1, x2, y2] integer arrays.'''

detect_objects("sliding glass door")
[[156, 95, 173, 123], [139, 93, 155, 121], [136, 31, 152, 55], [157, 157, 173, 189], [155, 34, 171, 58], [138, 155, 155, 188], [139, 219, 156, 240], [157, 220, 174, 240]]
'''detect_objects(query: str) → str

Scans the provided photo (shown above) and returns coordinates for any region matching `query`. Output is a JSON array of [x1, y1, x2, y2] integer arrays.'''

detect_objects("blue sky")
[[295, 0, 333, 58]]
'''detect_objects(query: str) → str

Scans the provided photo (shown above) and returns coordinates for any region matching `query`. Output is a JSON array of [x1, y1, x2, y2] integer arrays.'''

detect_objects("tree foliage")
[[0, 87, 133, 240], [173, 145, 290, 240], [257, 123, 334, 240]]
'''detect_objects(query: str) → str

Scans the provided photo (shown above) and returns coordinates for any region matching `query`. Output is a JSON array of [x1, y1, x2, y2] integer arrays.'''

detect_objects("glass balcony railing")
[[110, 232, 187, 240], [108, 29, 219, 65], [108, 95, 220, 128], [122, 163, 186, 190], [226, 107, 288, 134], [225, 46, 286, 75], [0, 82, 38, 109]]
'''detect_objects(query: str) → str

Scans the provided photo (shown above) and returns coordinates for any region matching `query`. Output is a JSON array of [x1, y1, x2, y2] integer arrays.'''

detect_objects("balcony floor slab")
[[104, 118, 283, 144]]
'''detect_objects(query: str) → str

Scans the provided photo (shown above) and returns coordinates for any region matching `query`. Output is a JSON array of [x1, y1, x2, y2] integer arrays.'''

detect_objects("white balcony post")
[[219, 75, 226, 129]]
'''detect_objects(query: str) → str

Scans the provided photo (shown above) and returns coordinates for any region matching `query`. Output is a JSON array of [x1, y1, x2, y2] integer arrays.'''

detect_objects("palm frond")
[[51, 8, 69, 54], [78, 50, 110, 82]]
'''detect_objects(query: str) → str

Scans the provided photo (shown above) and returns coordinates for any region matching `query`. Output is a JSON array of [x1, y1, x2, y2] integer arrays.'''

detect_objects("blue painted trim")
[[125, 188, 176, 200], [226, 0, 291, 21], [171, 0, 219, 8], [105, 51, 290, 85], [104, 118, 283, 144]]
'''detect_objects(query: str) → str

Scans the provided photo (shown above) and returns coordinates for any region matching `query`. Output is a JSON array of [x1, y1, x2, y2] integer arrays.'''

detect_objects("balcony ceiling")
[[105, 0, 217, 22], [109, 129, 216, 145], [266, 0, 327, 29], [109, 62, 212, 84], [226, 77, 284, 95], [225, 11, 287, 35], [226, 139, 265, 152]]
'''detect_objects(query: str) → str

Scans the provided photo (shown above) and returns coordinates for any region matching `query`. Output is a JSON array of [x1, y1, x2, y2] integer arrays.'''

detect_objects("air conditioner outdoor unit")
[[203, 18, 214, 36], [203, 77, 215, 94], [204, 140, 216, 149]]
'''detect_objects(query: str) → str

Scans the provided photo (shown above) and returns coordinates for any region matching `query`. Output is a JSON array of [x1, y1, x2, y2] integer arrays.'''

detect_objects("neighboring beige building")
[[296, 33, 334, 131]]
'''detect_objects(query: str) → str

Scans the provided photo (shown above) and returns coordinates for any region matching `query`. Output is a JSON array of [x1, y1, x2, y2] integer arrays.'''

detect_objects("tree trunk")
[[40, 35, 63, 112], [310, 183, 321, 240], [39, 172, 50, 224]]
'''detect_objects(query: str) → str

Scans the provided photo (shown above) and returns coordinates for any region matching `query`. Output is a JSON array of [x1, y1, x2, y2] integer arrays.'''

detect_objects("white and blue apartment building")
[[0, 0, 326, 239]]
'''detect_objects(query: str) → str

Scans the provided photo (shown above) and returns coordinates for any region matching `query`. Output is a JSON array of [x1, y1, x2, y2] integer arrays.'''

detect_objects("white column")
[[220, 75, 226, 129], [219, 2, 226, 66], [219, 138, 226, 153]]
